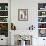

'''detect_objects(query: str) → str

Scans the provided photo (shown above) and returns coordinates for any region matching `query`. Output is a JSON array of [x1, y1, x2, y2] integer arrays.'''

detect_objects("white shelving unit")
[[0, 1, 9, 45], [0, 3, 8, 36], [38, 3, 46, 37]]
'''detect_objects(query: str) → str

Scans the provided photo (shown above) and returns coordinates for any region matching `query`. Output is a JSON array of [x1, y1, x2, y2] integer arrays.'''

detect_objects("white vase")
[[21, 40, 25, 46]]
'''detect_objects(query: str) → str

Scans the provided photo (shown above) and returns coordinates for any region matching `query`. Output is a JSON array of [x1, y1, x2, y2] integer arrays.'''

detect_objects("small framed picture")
[[18, 9, 28, 21]]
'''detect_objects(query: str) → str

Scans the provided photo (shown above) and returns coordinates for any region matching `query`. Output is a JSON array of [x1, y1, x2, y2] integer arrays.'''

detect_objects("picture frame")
[[18, 9, 28, 21]]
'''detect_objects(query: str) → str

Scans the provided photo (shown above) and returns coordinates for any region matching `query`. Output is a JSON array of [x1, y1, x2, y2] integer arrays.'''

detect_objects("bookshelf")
[[38, 3, 46, 37], [0, 3, 8, 37]]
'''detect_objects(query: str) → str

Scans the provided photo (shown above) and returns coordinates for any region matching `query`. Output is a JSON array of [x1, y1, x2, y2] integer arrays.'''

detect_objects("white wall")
[[11, 0, 38, 30], [10, 0, 46, 46]]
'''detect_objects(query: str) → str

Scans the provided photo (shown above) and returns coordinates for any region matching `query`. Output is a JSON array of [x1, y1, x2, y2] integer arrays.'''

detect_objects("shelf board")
[[0, 22, 8, 23], [38, 16, 46, 17], [0, 10, 8, 11], [0, 16, 8, 17], [38, 22, 46, 23], [38, 28, 46, 29], [38, 37, 46, 38], [38, 10, 46, 11]]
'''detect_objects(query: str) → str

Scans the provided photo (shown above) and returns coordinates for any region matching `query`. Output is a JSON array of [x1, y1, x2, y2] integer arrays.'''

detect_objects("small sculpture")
[[29, 25, 35, 30], [11, 23, 16, 30]]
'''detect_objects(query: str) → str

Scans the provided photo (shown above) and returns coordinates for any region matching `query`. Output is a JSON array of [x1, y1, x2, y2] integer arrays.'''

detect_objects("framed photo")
[[18, 9, 28, 21]]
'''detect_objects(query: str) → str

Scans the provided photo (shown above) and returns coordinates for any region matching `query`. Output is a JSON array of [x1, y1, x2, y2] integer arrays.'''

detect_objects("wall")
[[11, 0, 38, 30], [11, 0, 38, 45], [11, 0, 46, 46]]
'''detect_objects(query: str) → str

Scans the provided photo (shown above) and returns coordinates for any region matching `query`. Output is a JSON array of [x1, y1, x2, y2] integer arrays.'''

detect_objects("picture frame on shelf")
[[18, 9, 28, 21]]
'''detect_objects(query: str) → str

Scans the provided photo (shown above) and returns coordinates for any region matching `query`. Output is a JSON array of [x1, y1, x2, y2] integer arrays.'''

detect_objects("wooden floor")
[[0, 45, 8, 46]]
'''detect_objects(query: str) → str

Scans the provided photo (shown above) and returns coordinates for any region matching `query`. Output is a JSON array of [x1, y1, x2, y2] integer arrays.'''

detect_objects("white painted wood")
[[0, 0, 8, 3], [0, 10, 8, 11], [0, 16, 8, 17], [0, 35, 8, 45], [0, 0, 11, 45]]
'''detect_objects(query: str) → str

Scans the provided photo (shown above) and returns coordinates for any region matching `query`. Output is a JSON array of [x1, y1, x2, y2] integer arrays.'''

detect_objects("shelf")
[[38, 28, 46, 29], [0, 10, 8, 11], [38, 3, 46, 37], [0, 16, 8, 17], [38, 22, 46, 23], [0, 22, 8, 23], [38, 10, 46, 11], [38, 15, 46, 17]]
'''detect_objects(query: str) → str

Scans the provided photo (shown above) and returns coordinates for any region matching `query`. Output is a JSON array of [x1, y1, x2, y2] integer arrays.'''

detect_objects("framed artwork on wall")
[[18, 9, 28, 21]]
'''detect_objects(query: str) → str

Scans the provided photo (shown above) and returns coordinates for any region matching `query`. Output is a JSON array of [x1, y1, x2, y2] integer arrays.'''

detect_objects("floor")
[[0, 45, 8, 46]]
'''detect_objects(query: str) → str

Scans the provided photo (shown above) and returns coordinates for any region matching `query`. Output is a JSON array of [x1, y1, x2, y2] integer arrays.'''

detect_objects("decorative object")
[[0, 17, 8, 22], [21, 40, 25, 46], [29, 25, 35, 30], [0, 23, 8, 37], [0, 6, 1, 10], [38, 3, 46, 10], [18, 9, 28, 21], [39, 29, 46, 37], [0, 11, 8, 16], [42, 12, 45, 15], [15, 35, 32, 46], [11, 23, 16, 30], [38, 23, 46, 28], [38, 17, 46, 22], [5, 6, 8, 10]]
